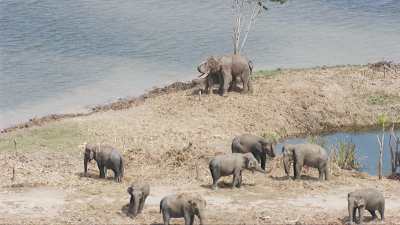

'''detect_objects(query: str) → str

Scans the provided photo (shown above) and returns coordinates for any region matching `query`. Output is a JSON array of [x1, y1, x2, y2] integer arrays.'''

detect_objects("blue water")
[[278, 129, 400, 176], [1, 0, 400, 128]]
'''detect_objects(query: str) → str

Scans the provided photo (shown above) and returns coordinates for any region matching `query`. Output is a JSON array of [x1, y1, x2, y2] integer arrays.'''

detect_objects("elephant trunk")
[[253, 166, 267, 174], [283, 156, 290, 177], [129, 197, 139, 217]]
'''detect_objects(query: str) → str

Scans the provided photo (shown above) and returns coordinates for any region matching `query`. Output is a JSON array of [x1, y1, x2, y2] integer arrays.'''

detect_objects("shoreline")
[[0, 79, 198, 134], [2, 63, 398, 136]]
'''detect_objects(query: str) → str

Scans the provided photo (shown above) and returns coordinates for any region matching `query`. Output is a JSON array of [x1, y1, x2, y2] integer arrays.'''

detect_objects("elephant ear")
[[243, 154, 256, 169], [207, 56, 221, 73], [188, 199, 198, 211], [355, 197, 366, 207]]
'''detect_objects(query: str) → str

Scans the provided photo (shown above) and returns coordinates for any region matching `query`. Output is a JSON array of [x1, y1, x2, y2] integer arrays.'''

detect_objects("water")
[[1, 0, 400, 128], [278, 129, 400, 176]]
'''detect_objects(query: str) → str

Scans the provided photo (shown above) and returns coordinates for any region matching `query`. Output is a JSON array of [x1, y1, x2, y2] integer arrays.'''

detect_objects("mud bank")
[[0, 65, 400, 224]]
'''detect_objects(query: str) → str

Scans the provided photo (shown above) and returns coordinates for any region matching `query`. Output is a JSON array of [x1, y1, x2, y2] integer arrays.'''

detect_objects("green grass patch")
[[253, 69, 282, 78], [367, 93, 400, 105], [0, 123, 87, 152]]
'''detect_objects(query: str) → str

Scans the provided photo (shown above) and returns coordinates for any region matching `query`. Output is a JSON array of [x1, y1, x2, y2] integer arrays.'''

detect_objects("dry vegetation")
[[1, 65, 400, 224]]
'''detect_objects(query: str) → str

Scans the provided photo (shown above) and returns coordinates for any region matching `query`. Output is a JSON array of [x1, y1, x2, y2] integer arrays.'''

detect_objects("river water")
[[1, 0, 400, 128], [278, 129, 400, 176]]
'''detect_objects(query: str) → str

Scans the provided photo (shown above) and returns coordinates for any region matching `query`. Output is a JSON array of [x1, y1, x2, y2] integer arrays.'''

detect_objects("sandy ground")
[[0, 65, 400, 224]]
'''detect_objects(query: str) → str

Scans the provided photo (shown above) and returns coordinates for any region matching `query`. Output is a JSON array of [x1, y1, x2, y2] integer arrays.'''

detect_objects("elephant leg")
[[162, 210, 170, 225], [261, 154, 266, 171], [227, 79, 234, 92], [293, 160, 298, 179], [294, 161, 303, 180], [114, 166, 122, 182], [220, 70, 232, 96], [232, 169, 240, 188], [111, 168, 118, 181], [359, 207, 364, 225], [241, 75, 249, 93], [324, 165, 329, 181], [368, 209, 377, 220], [210, 167, 220, 190], [103, 167, 108, 179], [352, 207, 357, 223], [381, 204, 385, 221], [318, 167, 323, 180], [138, 198, 145, 213], [128, 196, 134, 214], [99, 165, 105, 178], [236, 171, 242, 188], [190, 215, 195, 225], [206, 76, 213, 94], [184, 211, 192, 225]]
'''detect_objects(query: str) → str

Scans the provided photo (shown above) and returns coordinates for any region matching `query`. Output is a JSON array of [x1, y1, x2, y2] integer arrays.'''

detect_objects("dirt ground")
[[0, 65, 400, 224]]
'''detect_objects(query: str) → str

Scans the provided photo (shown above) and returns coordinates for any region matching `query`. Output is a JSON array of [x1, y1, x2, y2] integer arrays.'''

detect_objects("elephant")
[[282, 143, 329, 180], [83, 143, 124, 182], [231, 134, 276, 171], [348, 188, 385, 225], [209, 152, 265, 190], [127, 183, 150, 217], [197, 54, 253, 96], [160, 193, 206, 225]]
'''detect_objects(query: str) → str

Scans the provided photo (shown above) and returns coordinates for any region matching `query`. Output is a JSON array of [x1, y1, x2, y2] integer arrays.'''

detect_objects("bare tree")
[[376, 114, 388, 180], [232, 0, 288, 54], [389, 123, 400, 175]]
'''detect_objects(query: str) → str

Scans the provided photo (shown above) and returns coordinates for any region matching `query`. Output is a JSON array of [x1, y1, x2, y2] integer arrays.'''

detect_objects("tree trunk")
[[389, 123, 400, 175], [377, 132, 384, 180]]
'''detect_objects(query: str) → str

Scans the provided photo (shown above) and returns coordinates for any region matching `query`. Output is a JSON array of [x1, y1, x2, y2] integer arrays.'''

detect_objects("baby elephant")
[[127, 183, 150, 217], [282, 143, 329, 180], [83, 143, 124, 182], [160, 193, 206, 225], [348, 188, 385, 225], [232, 134, 276, 170], [209, 153, 265, 190]]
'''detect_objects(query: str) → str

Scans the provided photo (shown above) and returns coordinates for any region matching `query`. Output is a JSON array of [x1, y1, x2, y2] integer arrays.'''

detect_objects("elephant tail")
[[159, 199, 163, 213], [248, 60, 254, 75]]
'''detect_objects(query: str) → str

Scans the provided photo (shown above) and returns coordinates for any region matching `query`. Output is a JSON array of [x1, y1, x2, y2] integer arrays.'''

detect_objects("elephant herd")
[[80, 54, 385, 225], [82, 133, 385, 225]]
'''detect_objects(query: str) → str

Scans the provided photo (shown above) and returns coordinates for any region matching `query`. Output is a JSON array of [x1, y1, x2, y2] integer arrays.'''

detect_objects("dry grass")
[[1, 65, 400, 224]]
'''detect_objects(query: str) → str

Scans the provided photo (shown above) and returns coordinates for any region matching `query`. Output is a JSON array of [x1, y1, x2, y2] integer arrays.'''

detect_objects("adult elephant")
[[231, 134, 276, 171], [197, 54, 253, 96], [160, 193, 206, 225], [83, 143, 124, 182], [282, 143, 329, 181]]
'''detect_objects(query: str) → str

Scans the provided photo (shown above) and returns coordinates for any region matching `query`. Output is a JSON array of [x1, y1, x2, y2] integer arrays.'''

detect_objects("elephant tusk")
[[198, 72, 209, 78]]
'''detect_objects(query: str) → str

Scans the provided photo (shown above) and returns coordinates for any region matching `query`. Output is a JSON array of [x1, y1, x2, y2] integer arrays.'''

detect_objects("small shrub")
[[332, 141, 361, 171], [262, 131, 281, 143]]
